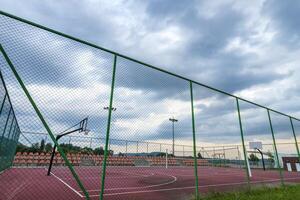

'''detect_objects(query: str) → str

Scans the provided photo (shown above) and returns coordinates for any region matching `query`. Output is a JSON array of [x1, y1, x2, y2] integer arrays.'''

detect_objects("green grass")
[[192, 184, 300, 200]]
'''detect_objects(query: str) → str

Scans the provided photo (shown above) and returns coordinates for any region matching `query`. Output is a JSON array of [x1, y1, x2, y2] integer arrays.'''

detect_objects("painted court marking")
[[85, 177, 300, 197], [121, 171, 155, 178], [45, 169, 83, 198], [84, 173, 177, 192], [46, 168, 300, 198]]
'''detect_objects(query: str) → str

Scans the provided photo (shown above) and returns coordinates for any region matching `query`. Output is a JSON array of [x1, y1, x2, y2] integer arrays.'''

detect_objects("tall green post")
[[189, 81, 200, 199], [0, 44, 90, 199], [290, 117, 300, 160], [235, 98, 250, 185], [267, 109, 284, 185], [100, 54, 117, 200], [0, 107, 12, 151]]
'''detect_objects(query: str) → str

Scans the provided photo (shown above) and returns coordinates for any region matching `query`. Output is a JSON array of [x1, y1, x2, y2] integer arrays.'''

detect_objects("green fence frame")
[[1, 10, 300, 199], [190, 82, 200, 199], [100, 54, 117, 200], [236, 98, 251, 185], [0, 70, 21, 171], [267, 109, 284, 185], [0, 44, 90, 200], [290, 117, 300, 160]]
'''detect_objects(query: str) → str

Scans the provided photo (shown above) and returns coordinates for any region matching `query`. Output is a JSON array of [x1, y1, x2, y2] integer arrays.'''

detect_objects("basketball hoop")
[[249, 141, 262, 150], [79, 117, 88, 133]]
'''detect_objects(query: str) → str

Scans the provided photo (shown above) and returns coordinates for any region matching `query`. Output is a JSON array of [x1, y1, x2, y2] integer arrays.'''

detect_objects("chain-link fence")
[[1, 10, 300, 200], [0, 70, 21, 172]]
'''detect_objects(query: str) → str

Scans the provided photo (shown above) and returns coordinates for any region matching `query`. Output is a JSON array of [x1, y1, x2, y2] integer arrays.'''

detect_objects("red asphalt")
[[1, 166, 300, 200]]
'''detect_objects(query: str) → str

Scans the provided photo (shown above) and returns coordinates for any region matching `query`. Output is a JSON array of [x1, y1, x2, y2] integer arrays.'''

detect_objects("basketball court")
[[1, 165, 300, 200]]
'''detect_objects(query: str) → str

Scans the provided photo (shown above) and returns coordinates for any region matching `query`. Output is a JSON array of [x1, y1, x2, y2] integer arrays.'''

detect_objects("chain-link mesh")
[[1, 10, 300, 200], [0, 71, 21, 172]]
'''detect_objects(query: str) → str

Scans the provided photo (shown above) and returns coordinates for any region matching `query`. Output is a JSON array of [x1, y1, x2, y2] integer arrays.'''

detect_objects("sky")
[[1, 0, 300, 154]]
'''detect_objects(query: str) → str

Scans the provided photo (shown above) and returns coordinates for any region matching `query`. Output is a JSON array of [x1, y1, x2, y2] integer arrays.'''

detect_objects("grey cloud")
[[145, 0, 287, 94], [0, 16, 113, 88], [263, 0, 300, 48], [1, 0, 300, 146]]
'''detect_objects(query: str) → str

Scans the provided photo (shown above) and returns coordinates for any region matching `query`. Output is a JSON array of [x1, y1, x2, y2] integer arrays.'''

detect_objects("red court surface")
[[1, 166, 300, 200]]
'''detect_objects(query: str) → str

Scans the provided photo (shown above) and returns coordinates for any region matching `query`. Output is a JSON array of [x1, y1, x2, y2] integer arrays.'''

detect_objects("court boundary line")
[[45, 169, 83, 198], [84, 177, 300, 197], [84, 173, 177, 192]]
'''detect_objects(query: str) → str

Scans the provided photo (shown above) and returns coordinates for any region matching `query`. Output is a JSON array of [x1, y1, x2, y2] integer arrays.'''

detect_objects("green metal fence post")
[[1, 117, 15, 166], [9, 126, 20, 166], [100, 54, 117, 200], [236, 98, 250, 185], [0, 105, 11, 169], [267, 109, 284, 185], [290, 117, 300, 160], [0, 94, 6, 116], [0, 44, 90, 199], [0, 107, 12, 148], [6, 121, 17, 167], [189, 81, 200, 199]]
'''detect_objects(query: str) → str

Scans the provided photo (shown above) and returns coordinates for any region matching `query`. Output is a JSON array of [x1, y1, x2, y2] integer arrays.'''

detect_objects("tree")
[[198, 152, 203, 159], [108, 150, 114, 156], [265, 151, 275, 163], [28, 143, 40, 153], [167, 153, 174, 157], [94, 147, 104, 155], [59, 143, 81, 154], [16, 143, 29, 153], [81, 147, 93, 154], [249, 153, 259, 162], [156, 152, 166, 157], [40, 139, 45, 152], [45, 143, 53, 153]]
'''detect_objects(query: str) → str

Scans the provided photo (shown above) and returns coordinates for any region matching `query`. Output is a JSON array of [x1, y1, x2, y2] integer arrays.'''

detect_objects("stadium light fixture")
[[104, 106, 117, 111], [169, 117, 178, 156]]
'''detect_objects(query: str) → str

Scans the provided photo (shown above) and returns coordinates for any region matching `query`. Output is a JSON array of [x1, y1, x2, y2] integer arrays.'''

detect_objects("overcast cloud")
[[1, 0, 300, 153]]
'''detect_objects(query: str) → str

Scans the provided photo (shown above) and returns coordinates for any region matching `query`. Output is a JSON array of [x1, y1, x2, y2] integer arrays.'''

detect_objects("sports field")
[[1, 165, 300, 200], [1, 9, 300, 200]]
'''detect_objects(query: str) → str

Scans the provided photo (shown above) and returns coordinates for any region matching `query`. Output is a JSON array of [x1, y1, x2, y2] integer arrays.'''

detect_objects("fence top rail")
[[0, 10, 299, 122], [21, 131, 298, 150]]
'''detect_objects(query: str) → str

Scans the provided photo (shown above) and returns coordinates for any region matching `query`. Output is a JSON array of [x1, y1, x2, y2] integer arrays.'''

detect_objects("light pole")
[[169, 117, 178, 156]]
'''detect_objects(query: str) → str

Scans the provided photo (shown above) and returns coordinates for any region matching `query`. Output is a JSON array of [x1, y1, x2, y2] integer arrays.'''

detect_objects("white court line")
[[63, 173, 155, 180], [178, 173, 242, 177], [84, 177, 300, 197], [83, 174, 177, 192], [176, 172, 246, 177], [7, 181, 27, 200], [121, 171, 154, 178], [45, 169, 83, 198]]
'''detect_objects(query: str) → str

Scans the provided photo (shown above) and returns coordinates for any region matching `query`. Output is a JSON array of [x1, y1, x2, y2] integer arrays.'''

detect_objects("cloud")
[[1, 0, 300, 151], [263, 0, 300, 48]]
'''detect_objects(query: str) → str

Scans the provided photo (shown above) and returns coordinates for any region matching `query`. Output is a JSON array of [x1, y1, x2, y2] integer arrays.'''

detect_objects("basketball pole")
[[245, 151, 252, 177], [166, 149, 168, 169]]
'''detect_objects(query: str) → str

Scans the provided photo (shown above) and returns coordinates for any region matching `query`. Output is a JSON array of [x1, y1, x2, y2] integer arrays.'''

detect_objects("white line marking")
[[121, 171, 154, 178], [84, 174, 177, 192], [84, 176, 300, 197], [45, 169, 83, 198], [63, 174, 153, 180], [177, 172, 246, 177], [7, 181, 27, 200]]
